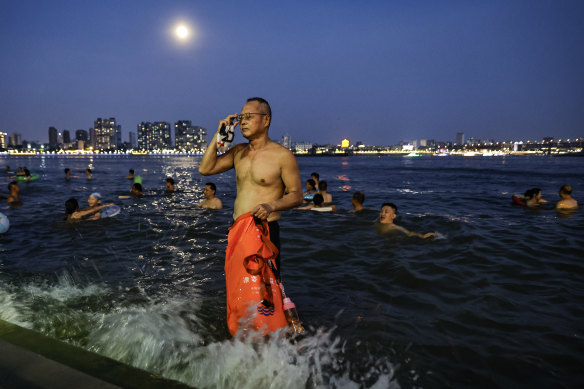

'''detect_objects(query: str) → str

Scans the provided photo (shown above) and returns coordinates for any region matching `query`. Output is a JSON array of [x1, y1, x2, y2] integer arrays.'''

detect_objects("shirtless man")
[[556, 185, 578, 210], [198, 182, 222, 209], [200, 98, 301, 265], [376, 202, 437, 239], [199, 97, 302, 223], [7, 181, 22, 206], [199, 97, 302, 335]]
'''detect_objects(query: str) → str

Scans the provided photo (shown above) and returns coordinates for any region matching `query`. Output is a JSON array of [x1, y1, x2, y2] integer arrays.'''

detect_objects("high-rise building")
[[456, 132, 465, 146], [48, 127, 59, 149], [62, 130, 71, 145], [9, 133, 22, 147], [113, 124, 122, 148], [94, 118, 118, 150], [129, 131, 137, 148], [280, 134, 291, 149], [174, 120, 206, 150], [89, 128, 96, 149], [137, 122, 171, 150], [75, 129, 88, 142]]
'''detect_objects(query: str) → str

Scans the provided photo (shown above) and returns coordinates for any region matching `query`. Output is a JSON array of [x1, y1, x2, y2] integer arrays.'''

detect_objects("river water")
[[0, 154, 582, 388]]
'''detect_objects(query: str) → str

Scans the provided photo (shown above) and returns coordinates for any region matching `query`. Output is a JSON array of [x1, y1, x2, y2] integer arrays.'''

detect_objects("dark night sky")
[[1, 0, 583, 146]]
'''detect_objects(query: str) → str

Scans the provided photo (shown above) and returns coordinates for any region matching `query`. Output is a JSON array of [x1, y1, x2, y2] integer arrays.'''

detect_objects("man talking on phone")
[[199, 97, 303, 335]]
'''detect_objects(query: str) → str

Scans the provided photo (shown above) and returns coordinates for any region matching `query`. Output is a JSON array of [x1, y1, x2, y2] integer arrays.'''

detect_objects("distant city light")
[[341, 139, 350, 148]]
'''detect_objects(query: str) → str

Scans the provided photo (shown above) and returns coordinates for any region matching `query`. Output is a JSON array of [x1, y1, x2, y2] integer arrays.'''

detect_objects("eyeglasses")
[[236, 113, 267, 122]]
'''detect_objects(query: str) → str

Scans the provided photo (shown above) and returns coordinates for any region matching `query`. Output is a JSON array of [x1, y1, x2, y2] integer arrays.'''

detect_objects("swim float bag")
[[303, 193, 315, 202], [100, 205, 121, 218], [225, 213, 288, 336]]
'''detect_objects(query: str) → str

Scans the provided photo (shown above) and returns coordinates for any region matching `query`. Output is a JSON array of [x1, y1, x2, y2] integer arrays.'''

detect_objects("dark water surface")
[[0, 155, 582, 388]]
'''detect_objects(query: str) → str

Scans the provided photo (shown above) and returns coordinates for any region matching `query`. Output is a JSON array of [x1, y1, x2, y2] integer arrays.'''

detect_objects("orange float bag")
[[225, 212, 288, 336]]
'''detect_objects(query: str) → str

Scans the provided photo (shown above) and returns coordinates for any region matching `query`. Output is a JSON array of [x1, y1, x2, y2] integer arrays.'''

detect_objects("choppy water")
[[0, 154, 582, 388]]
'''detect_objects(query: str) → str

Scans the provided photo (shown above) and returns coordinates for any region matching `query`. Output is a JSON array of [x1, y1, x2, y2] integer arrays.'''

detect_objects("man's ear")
[[264, 115, 271, 128]]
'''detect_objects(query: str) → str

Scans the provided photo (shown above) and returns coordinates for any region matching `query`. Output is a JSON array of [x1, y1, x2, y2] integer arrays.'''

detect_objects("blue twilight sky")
[[1, 0, 583, 146]]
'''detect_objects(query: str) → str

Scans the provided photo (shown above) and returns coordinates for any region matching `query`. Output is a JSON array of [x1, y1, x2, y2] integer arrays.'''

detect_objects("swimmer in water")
[[311, 172, 319, 188], [165, 177, 175, 193], [127, 169, 134, 179], [198, 182, 222, 209], [303, 179, 317, 201], [297, 193, 336, 211], [65, 168, 71, 181], [318, 180, 332, 204], [376, 202, 437, 239], [7, 181, 22, 207], [65, 198, 113, 221], [524, 188, 547, 208], [556, 185, 578, 210], [351, 191, 365, 212], [86, 168, 92, 179], [131, 183, 143, 196]]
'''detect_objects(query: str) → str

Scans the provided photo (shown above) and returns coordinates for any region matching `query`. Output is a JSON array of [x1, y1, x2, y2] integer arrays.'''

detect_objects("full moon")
[[175, 25, 189, 39]]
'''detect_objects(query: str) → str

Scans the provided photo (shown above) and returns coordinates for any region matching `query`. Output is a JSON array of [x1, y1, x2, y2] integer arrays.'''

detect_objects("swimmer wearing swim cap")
[[88, 193, 102, 207]]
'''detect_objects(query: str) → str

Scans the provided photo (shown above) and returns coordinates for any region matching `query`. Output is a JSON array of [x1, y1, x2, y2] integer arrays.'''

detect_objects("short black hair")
[[352, 191, 365, 204], [313, 193, 324, 206], [311, 172, 319, 180], [247, 97, 272, 128], [132, 183, 143, 191], [8, 181, 18, 191], [129, 169, 134, 174], [86, 168, 92, 173], [65, 198, 79, 215], [524, 188, 541, 199], [205, 182, 217, 192], [381, 202, 397, 214], [306, 179, 316, 190], [64, 168, 70, 173], [166, 177, 174, 185], [559, 185, 572, 195]]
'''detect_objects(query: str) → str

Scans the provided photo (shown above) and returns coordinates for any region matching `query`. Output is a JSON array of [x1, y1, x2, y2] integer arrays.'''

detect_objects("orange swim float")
[[224, 212, 288, 336]]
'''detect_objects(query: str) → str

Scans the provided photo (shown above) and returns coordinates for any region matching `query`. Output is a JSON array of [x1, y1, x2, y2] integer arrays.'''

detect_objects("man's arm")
[[251, 149, 303, 219], [199, 115, 239, 176]]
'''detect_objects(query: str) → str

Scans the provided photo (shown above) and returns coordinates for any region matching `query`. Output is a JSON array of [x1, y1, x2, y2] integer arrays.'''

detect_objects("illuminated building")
[[175, 120, 206, 150], [341, 139, 350, 148], [137, 121, 171, 150], [0, 132, 7, 149], [94, 118, 118, 150]]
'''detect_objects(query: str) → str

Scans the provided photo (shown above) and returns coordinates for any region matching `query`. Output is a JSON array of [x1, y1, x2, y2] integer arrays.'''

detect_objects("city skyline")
[[1, 1, 583, 146]]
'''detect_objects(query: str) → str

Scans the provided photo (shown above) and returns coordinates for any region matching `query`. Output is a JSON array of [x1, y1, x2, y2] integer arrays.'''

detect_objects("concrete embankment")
[[0, 319, 194, 389]]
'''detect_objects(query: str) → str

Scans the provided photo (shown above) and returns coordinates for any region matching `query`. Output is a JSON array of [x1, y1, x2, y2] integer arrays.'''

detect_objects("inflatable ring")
[[512, 195, 526, 206], [16, 174, 39, 182], [100, 205, 121, 218], [0, 212, 9, 234], [303, 193, 315, 202]]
